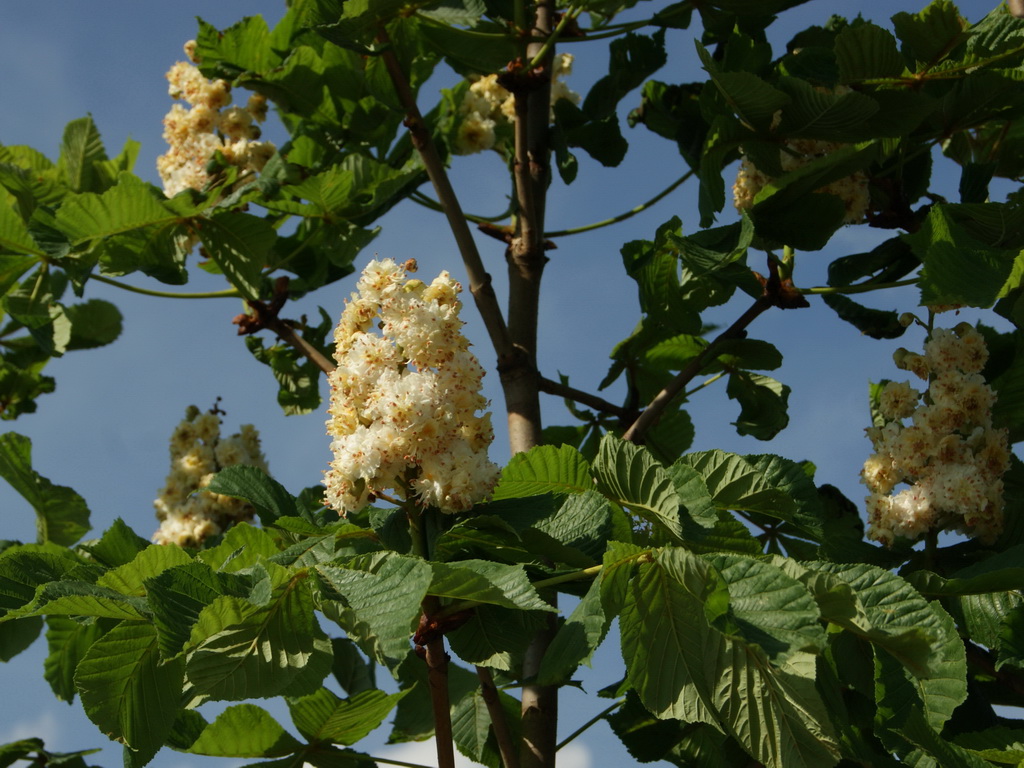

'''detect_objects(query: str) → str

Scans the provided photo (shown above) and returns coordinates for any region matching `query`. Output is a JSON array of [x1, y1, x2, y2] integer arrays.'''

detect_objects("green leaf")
[[63, 299, 123, 350], [197, 522, 280, 573], [584, 31, 668, 120], [0, 201, 42, 257], [0, 549, 78, 616], [491, 444, 592, 499], [907, 204, 1017, 308], [185, 704, 302, 757], [43, 615, 108, 702], [186, 566, 324, 700], [834, 23, 905, 83], [726, 370, 790, 439], [96, 543, 193, 596], [680, 449, 793, 516], [705, 553, 825, 662], [620, 547, 839, 768], [891, 0, 970, 67], [0, 432, 90, 546], [317, 554, 431, 667], [446, 604, 546, 672], [0, 614, 41, 662], [536, 571, 610, 684], [418, 22, 518, 76], [697, 42, 790, 131], [775, 77, 880, 141], [288, 687, 406, 745], [5, 579, 149, 622], [195, 16, 281, 76], [56, 116, 108, 194], [428, 560, 556, 612], [807, 562, 966, 729], [146, 561, 247, 659], [245, 336, 324, 416], [204, 465, 299, 525], [451, 686, 521, 768], [821, 293, 906, 340], [55, 173, 177, 245], [197, 211, 275, 301], [80, 518, 150, 568], [75, 620, 185, 763], [593, 434, 684, 543]]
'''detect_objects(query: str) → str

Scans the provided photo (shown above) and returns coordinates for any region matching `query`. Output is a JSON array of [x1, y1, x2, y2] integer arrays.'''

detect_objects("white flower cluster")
[[324, 258, 500, 515], [153, 406, 269, 547], [156, 42, 275, 197], [732, 89, 869, 224], [455, 54, 579, 154], [862, 323, 1010, 546]]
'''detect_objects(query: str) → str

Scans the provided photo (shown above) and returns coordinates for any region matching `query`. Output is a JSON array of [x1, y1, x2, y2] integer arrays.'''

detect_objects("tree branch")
[[622, 262, 808, 444], [424, 634, 457, 768], [538, 376, 631, 419], [477, 666, 520, 768], [377, 29, 513, 362]]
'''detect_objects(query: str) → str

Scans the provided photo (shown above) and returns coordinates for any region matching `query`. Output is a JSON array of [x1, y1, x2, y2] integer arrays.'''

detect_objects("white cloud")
[[376, 738, 591, 768]]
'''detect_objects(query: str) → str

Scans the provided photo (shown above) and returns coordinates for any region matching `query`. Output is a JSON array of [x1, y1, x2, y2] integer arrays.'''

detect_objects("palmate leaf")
[[807, 563, 967, 732], [75, 620, 185, 764], [446, 604, 547, 672], [197, 211, 276, 301], [56, 116, 108, 194], [43, 615, 109, 702], [696, 43, 790, 131], [593, 434, 684, 543], [908, 204, 1017, 308], [835, 22, 905, 83], [491, 443, 592, 499], [427, 560, 556, 612], [0, 548, 79, 616], [536, 569, 611, 685], [54, 173, 178, 245], [5, 579, 150, 622], [185, 565, 325, 700], [317, 554, 432, 667], [619, 547, 839, 768], [96, 544, 193, 596], [287, 687, 406, 746], [205, 465, 300, 526], [145, 562, 249, 659], [184, 704, 302, 758], [0, 432, 91, 546]]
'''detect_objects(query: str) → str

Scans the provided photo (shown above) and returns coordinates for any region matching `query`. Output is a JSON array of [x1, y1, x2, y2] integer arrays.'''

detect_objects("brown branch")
[[424, 636, 457, 768], [621, 263, 808, 445], [477, 666, 520, 768], [509, 3, 559, 767], [965, 640, 1024, 698], [376, 28, 513, 361], [538, 376, 631, 420], [232, 278, 336, 376]]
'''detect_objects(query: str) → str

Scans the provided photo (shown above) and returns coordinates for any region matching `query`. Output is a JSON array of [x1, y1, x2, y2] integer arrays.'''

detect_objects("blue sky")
[[0, 1, 1011, 767]]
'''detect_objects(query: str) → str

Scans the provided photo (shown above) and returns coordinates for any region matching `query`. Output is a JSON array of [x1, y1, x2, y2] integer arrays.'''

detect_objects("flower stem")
[[91, 273, 242, 299]]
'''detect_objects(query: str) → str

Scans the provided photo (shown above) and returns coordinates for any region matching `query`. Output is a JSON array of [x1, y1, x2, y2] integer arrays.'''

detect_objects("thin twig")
[[544, 171, 694, 238], [377, 28, 513, 360], [477, 666, 520, 768], [538, 376, 630, 419], [556, 699, 624, 751], [264, 316, 336, 376], [91, 273, 242, 299]]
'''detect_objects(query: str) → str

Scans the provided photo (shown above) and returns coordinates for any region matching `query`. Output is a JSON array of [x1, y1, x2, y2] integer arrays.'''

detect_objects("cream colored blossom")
[[454, 54, 580, 155], [157, 56, 275, 196], [733, 88, 869, 223], [862, 323, 1007, 545], [324, 258, 499, 515], [153, 406, 269, 547]]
